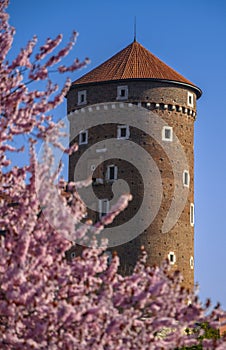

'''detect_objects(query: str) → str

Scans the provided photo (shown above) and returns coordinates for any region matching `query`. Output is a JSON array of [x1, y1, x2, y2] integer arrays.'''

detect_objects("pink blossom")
[[0, 0, 226, 348], [35, 34, 63, 61]]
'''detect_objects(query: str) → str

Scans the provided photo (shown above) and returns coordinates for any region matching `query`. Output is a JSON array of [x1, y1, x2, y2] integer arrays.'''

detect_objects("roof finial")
[[134, 16, 137, 42]]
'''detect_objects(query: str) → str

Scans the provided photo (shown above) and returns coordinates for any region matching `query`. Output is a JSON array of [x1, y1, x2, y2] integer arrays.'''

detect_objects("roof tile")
[[73, 41, 195, 87]]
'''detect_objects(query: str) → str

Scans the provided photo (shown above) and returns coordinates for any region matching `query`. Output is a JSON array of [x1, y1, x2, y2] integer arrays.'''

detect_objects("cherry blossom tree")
[[0, 1, 226, 349]]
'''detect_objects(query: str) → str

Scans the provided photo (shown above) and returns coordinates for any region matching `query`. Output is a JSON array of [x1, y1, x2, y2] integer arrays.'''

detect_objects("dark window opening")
[[120, 89, 126, 97], [184, 172, 189, 185], [117, 125, 129, 139], [109, 166, 115, 180], [81, 132, 86, 143], [165, 128, 171, 139], [169, 254, 174, 262], [100, 199, 109, 218], [120, 127, 127, 138]]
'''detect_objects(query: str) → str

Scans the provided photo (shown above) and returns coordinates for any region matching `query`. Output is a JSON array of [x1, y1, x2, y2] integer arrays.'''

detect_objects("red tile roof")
[[73, 41, 198, 90]]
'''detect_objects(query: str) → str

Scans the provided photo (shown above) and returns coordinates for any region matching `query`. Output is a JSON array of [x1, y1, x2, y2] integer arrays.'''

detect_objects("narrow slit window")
[[99, 199, 109, 219], [79, 130, 88, 145], [120, 127, 127, 138], [190, 203, 195, 226], [168, 251, 176, 265], [183, 170, 190, 187], [190, 256, 194, 269], [78, 90, 87, 105], [187, 92, 194, 107], [106, 165, 118, 181]]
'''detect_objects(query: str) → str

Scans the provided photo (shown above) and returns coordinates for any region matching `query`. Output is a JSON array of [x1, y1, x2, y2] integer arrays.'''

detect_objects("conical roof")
[[73, 41, 201, 97]]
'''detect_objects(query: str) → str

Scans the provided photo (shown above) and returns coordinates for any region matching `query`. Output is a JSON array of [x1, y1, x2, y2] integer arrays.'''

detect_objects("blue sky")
[[7, 0, 226, 309]]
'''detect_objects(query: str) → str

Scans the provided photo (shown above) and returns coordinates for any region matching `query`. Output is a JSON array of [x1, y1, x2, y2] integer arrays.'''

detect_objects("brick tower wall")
[[67, 79, 197, 291]]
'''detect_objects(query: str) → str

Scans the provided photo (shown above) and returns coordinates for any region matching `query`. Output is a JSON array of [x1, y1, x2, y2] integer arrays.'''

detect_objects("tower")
[[66, 41, 202, 290]]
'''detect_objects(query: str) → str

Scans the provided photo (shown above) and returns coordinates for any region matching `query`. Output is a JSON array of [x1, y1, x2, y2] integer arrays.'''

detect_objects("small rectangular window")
[[162, 126, 173, 141], [79, 130, 88, 145], [187, 92, 194, 107], [106, 165, 118, 181], [117, 125, 130, 140], [99, 199, 109, 219], [183, 170, 190, 187], [168, 251, 176, 265], [190, 203, 195, 226], [117, 86, 128, 100], [190, 256, 194, 269], [78, 90, 87, 105]]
